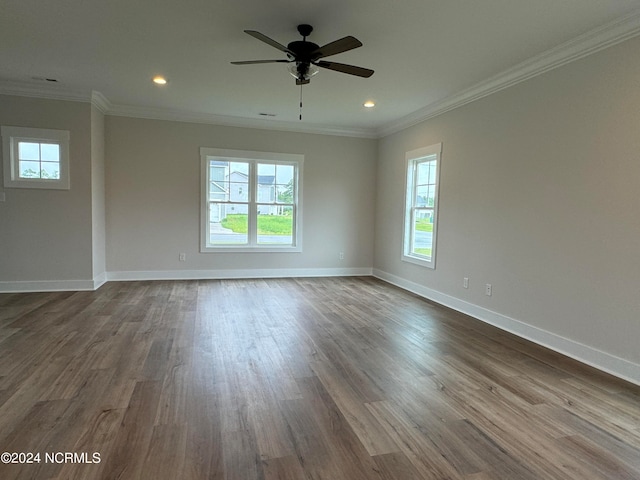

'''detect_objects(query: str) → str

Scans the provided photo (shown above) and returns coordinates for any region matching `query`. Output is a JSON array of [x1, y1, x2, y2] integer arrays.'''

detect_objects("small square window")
[[2, 126, 70, 190]]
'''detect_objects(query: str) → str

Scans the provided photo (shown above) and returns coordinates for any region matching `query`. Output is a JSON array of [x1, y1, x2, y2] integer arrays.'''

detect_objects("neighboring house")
[[208, 163, 278, 222], [208, 161, 228, 222]]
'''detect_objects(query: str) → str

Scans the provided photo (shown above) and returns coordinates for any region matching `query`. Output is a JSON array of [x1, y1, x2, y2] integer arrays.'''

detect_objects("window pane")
[[229, 181, 248, 202], [427, 190, 436, 207], [209, 163, 226, 182], [428, 161, 437, 184], [276, 183, 294, 204], [257, 163, 275, 177], [229, 161, 249, 176], [40, 161, 60, 179], [412, 209, 433, 258], [211, 203, 248, 245], [18, 142, 40, 161], [209, 175, 227, 201], [275, 165, 294, 204], [417, 162, 430, 184], [40, 143, 60, 162], [257, 205, 293, 245], [257, 163, 276, 204], [19, 161, 42, 178], [276, 164, 294, 184], [416, 185, 429, 206]]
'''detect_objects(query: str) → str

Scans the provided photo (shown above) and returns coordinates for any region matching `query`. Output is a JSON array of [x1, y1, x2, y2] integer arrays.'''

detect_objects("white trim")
[[0, 279, 98, 293], [0, 268, 371, 292], [0, 272, 107, 293], [373, 269, 640, 386], [107, 267, 372, 281], [0, 80, 93, 103], [376, 9, 640, 137], [90, 91, 111, 113], [92, 272, 108, 290]]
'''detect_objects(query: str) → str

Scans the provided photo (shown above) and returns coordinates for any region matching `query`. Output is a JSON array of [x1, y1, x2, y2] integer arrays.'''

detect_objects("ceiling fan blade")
[[244, 30, 296, 56], [311, 36, 362, 59], [315, 61, 374, 78], [231, 59, 292, 65]]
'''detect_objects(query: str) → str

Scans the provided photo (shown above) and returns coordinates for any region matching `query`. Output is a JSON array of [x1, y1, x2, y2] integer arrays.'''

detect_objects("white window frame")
[[2, 126, 70, 190], [402, 143, 442, 269], [200, 147, 303, 253]]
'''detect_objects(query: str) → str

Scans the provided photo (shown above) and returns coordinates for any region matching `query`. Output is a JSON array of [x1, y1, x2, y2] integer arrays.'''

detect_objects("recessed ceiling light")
[[363, 101, 375, 108], [152, 76, 167, 85]]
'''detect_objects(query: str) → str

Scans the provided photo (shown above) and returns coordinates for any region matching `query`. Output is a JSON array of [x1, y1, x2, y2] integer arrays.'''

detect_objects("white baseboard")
[[0, 267, 372, 293], [0, 272, 108, 293], [106, 267, 373, 282], [92, 272, 108, 290], [0, 279, 97, 293], [373, 268, 640, 386]]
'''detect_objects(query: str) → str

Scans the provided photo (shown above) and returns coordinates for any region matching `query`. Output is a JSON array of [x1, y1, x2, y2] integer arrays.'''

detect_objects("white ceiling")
[[2, 0, 640, 137]]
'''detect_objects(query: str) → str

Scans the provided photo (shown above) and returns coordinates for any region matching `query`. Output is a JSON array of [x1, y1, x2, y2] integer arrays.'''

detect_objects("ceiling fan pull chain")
[[299, 84, 303, 121]]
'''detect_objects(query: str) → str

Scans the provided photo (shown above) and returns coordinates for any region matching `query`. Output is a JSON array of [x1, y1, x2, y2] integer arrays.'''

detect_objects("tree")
[[277, 179, 294, 204]]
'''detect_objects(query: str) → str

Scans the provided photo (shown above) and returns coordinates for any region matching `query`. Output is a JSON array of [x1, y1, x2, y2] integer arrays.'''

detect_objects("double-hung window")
[[403, 143, 442, 268], [200, 148, 303, 252], [2, 126, 70, 190]]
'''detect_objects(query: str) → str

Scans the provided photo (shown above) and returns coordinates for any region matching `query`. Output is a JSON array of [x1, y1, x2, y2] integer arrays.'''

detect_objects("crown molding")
[[0, 80, 92, 103], [90, 91, 112, 113], [106, 103, 378, 139], [376, 8, 640, 138]]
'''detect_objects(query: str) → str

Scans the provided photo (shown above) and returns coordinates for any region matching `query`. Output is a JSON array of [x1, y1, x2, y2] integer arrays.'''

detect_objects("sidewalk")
[[210, 222, 233, 233]]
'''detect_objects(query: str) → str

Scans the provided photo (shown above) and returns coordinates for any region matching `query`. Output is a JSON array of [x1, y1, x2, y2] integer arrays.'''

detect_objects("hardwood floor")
[[0, 277, 638, 479]]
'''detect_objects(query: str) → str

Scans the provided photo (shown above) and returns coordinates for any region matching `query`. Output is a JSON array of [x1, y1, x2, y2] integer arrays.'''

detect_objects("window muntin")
[[403, 143, 442, 268], [2, 126, 70, 190], [200, 148, 302, 252]]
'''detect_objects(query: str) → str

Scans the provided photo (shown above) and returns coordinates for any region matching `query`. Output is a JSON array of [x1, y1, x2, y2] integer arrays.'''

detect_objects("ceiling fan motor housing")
[[286, 41, 320, 62], [287, 38, 321, 82]]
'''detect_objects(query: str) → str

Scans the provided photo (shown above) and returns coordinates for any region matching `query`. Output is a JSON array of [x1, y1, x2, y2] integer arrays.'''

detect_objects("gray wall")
[[374, 35, 640, 377], [0, 95, 97, 288], [105, 116, 377, 276]]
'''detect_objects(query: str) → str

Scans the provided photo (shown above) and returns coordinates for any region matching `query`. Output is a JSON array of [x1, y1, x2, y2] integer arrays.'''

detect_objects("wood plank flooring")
[[0, 277, 638, 479]]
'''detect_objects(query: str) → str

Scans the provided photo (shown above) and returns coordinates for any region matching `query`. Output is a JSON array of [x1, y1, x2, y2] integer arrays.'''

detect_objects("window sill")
[[201, 245, 302, 253], [401, 254, 435, 269]]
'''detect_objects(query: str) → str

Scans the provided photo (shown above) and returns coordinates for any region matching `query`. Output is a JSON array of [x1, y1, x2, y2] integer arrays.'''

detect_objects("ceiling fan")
[[231, 24, 374, 86]]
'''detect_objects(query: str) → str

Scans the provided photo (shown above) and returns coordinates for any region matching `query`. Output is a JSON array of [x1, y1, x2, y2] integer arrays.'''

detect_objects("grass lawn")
[[415, 218, 433, 232], [222, 214, 292, 235]]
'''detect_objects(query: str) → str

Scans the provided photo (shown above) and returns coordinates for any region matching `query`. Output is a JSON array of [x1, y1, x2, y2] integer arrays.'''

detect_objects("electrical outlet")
[[463, 277, 469, 289], [485, 283, 492, 296], [179, 253, 186, 262], [339, 252, 344, 260]]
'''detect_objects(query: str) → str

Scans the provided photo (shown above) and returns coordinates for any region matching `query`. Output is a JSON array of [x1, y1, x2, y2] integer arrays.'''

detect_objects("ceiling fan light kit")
[[232, 24, 374, 120]]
